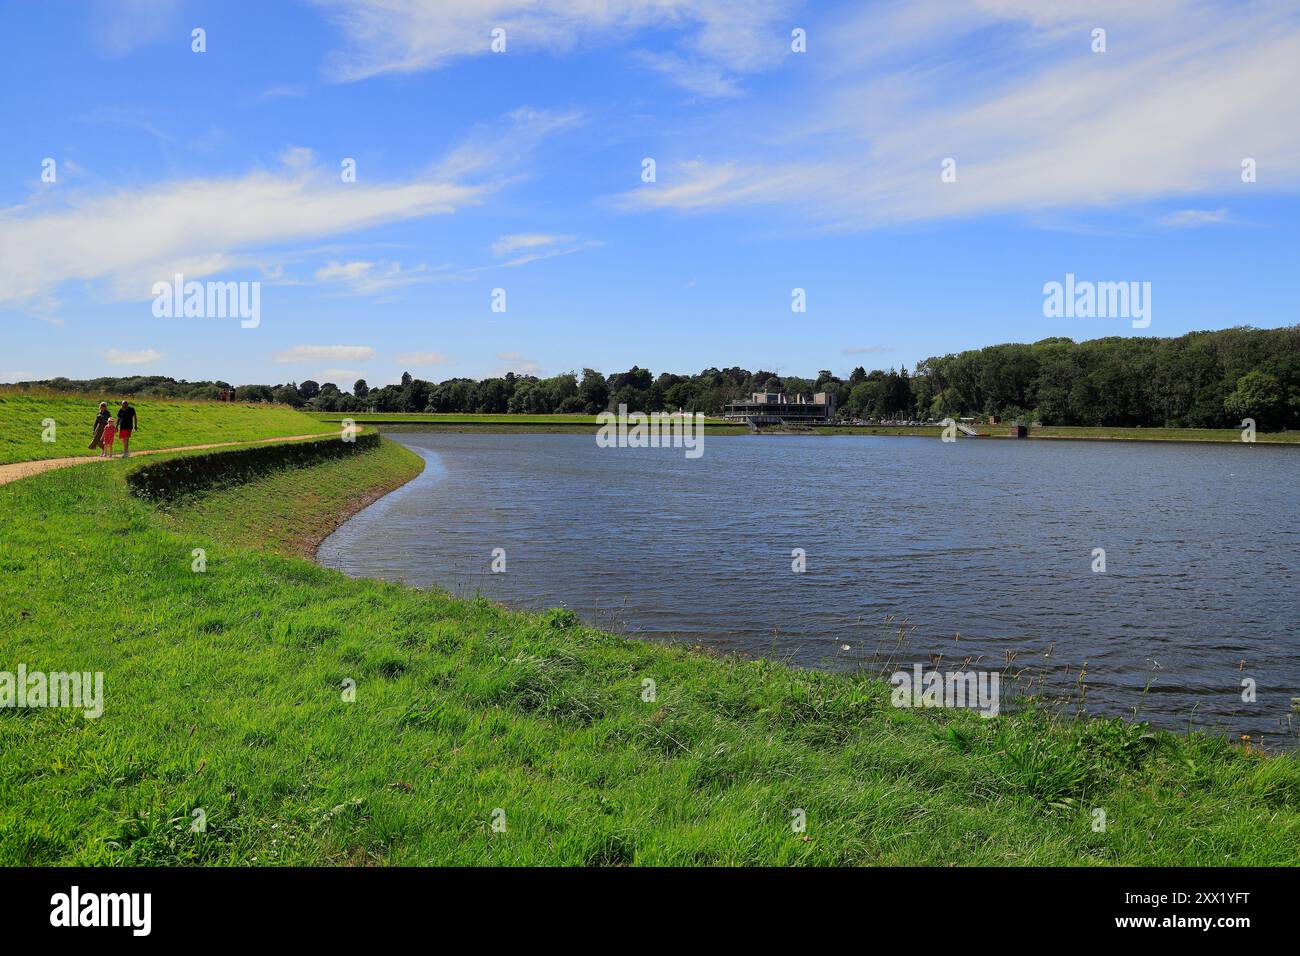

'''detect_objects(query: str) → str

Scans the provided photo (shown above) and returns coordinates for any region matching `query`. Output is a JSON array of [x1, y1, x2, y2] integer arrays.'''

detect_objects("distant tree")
[[578, 368, 610, 414], [1224, 370, 1283, 428], [20, 325, 1300, 429], [234, 384, 275, 403], [272, 384, 303, 407]]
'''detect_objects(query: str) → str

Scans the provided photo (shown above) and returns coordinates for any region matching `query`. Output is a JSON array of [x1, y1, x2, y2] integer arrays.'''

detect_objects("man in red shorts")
[[116, 399, 138, 458]]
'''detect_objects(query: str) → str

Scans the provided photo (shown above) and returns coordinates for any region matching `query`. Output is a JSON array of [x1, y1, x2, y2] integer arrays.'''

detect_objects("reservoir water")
[[318, 432, 1299, 741]]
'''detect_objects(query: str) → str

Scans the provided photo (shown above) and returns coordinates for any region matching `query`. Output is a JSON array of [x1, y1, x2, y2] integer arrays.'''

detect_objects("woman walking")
[[116, 399, 138, 458], [88, 402, 109, 451]]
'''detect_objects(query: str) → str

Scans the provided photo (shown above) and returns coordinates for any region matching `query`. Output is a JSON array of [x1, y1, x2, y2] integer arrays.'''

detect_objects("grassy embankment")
[[1, 413, 1298, 865], [306, 412, 1298, 443], [0, 389, 329, 465]]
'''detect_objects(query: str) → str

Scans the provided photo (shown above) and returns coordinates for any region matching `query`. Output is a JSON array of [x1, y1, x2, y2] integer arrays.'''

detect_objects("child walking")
[[99, 418, 117, 458]]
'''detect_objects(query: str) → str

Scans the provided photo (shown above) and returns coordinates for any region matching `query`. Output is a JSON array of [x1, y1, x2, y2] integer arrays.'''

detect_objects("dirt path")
[[0, 433, 340, 487]]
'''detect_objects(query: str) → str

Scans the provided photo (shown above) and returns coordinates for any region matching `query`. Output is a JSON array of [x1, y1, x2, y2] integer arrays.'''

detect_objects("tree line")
[[19, 325, 1300, 429]]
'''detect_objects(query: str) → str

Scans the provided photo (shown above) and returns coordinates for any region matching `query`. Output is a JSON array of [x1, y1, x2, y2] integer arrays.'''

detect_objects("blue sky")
[[2, 0, 1298, 388]]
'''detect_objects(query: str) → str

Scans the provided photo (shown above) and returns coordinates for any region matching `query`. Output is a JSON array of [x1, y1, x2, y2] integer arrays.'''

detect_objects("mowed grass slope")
[[0, 390, 328, 465], [1, 435, 1298, 865]]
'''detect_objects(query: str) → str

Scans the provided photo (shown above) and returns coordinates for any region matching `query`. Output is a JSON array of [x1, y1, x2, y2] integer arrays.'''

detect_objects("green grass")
[[1, 434, 1297, 865], [0, 389, 328, 465], [159, 436, 423, 557], [1022, 424, 1300, 443]]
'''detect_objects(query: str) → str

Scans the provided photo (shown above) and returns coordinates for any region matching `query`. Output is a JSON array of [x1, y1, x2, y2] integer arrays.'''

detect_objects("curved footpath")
[[0, 432, 338, 486]]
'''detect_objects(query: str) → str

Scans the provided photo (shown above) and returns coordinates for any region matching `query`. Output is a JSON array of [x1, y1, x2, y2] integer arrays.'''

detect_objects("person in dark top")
[[89, 402, 109, 450], [116, 400, 138, 457]]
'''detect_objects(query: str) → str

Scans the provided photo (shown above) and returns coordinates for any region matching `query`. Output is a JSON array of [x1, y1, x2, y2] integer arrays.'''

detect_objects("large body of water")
[[318, 432, 1299, 740]]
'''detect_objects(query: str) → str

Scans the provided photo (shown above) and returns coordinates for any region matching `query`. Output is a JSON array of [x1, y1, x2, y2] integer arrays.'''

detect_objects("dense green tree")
[[13, 326, 1298, 428], [578, 368, 609, 414], [1224, 370, 1284, 428]]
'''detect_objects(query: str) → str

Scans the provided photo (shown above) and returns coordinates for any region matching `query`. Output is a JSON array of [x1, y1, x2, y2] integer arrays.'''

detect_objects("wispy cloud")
[[492, 350, 543, 376], [1159, 208, 1229, 227], [274, 345, 376, 364], [633, 50, 743, 98], [491, 233, 573, 257], [104, 347, 163, 365], [618, 2, 1300, 228], [489, 232, 599, 267], [254, 84, 308, 103], [395, 351, 452, 366], [315, 259, 434, 294], [91, 0, 182, 56], [315, 0, 794, 94], [843, 346, 894, 356], [0, 109, 574, 310]]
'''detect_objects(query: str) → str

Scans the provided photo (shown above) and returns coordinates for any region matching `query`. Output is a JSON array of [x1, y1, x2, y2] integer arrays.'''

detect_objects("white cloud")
[[843, 346, 894, 356], [492, 350, 543, 376], [618, 2, 1300, 227], [0, 109, 574, 310], [633, 50, 743, 98], [396, 351, 452, 366], [1159, 208, 1229, 227], [104, 348, 163, 366], [319, 368, 365, 382], [274, 345, 376, 364], [315, 260, 376, 282], [315, 259, 434, 294], [315, 0, 794, 94], [0, 150, 481, 308], [490, 233, 599, 267], [491, 233, 573, 256], [255, 84, 307, 102], [92, 0, 182, 56]]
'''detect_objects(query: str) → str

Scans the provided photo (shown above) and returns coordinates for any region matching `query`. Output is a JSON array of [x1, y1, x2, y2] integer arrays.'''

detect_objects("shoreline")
[[307, 415, 1299, 446], [6, 431, 1298, 864], [305, 451, 427, 561], [318, 436, 1300, 751]]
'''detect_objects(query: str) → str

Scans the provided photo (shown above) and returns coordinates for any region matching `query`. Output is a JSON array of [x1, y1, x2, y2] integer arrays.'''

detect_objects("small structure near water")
[[723, 391, 836, 425]]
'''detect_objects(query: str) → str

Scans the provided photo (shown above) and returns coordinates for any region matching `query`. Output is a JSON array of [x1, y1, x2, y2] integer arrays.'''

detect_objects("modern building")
[[722, 391, 837, 425]]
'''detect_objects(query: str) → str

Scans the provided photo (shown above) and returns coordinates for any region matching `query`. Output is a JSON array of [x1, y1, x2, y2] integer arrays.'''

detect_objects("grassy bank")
[[1018, 424, 1300, 443], [0, 390, 328, 465], [159, 436, 424, 557], [1, 434, 1297, 865]]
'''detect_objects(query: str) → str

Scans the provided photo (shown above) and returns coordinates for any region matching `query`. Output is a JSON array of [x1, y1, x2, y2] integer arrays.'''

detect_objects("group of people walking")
[[89, 400, 138, 458]]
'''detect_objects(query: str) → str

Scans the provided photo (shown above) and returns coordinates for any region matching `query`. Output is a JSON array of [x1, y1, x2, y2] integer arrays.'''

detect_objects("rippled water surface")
[[319, 432, 1299, 740]]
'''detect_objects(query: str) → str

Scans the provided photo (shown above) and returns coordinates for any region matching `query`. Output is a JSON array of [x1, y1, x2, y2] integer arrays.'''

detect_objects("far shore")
[[305, 413, 1299, 445]]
